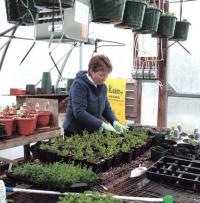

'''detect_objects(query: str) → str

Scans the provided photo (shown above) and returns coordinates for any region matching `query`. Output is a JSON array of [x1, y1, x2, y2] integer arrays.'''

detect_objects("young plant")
[[13, 162, 98, 187], [58, 191, 122, 203]]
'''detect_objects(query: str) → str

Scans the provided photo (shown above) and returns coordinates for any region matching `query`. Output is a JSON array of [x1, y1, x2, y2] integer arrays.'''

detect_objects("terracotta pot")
[[16, 117, 36, 136], [0, 117, 15, 136], [37, 111, 51, 127], [30, 113, 38, 130]]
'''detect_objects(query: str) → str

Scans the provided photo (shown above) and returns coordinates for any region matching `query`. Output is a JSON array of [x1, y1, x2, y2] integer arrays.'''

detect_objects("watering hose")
[[5, 186, 174, 202]]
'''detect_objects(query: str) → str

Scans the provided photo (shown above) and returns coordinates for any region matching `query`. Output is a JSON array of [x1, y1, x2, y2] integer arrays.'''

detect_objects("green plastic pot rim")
[[176, 21, 191, 25], [126, 0, 147, 5], [160, 14, 177, 19], [146, 6, 162, 13]]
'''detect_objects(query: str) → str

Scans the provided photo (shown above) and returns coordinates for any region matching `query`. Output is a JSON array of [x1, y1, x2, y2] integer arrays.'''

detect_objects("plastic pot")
[[170, 20, 191, 41], [41, 72, 52, 94], [26, 84, 36, 95], [115, 0, 147, 30], [155, 14, 176, 38], [0, 117, 15, 136], [16, 117, 36, 136], [37, 111, 51, 127], [91, 0, 126, 24], [138, 6, 161, 34], [151, 146, 169, 161]]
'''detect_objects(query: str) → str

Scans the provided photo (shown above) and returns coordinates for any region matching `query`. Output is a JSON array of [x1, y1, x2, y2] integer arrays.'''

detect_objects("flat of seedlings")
[[4, 151, 200, 203]]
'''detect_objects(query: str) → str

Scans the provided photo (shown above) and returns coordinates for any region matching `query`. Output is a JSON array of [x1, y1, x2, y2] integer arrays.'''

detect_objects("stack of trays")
[[146, 156, 200, 191]]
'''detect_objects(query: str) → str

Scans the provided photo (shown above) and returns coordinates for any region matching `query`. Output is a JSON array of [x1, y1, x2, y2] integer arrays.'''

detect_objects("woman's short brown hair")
[[88, 54, 113, 73]]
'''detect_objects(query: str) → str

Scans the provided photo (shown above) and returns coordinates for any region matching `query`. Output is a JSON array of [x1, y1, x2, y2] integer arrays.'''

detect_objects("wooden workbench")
[[0, 127, 61, 161]]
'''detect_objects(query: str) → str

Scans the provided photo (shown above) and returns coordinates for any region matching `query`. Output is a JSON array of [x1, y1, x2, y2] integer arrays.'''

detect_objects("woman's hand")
[[101, 122, 120, 134], [113, 121, 128, 134]]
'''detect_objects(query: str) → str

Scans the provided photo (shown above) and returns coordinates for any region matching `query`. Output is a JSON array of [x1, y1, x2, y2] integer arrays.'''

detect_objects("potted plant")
[[37, 111, 51, 127], [16, 113, 37, 136], [115, 0, 147, 30], [90, 0, 126, 24], [5, 0, 38, 25], [178, 138, 200, 155], [137, 5, 161, 34], [0, 113, 15, 136], [153, 12, 177, 38], [170, 19, 191, 41]]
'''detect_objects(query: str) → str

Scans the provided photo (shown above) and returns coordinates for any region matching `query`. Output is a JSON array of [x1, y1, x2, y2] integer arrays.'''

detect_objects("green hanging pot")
[[34, 0, 75, 8], [115, 0, 147, 30], [90, 0, 126, 24], [5, 0, 37, 24], [137, 6, 161, 34], [169, 20, 191, 41], [155, 14, 177, 38]]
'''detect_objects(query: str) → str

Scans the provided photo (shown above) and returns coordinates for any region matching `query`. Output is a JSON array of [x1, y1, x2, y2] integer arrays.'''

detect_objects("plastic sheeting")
[[167, 1, 200, 94], [167, 97, 200, 133], [167, 1, 200, 132], [141, 81, 159, 126]]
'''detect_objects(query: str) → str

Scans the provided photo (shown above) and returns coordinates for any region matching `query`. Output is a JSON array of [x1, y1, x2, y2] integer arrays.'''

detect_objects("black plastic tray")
[[7, 172, 99, 193], [146, 156, 200, 191], [31, 142, 147, 172]]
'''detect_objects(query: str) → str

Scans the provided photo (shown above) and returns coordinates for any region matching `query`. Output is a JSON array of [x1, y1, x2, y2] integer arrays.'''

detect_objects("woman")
[[63, 54, 126, 135]]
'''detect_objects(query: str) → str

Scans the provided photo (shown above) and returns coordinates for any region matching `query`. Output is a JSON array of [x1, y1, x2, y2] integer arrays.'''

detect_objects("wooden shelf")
[[0, 127, 61, 150], [15, 93, 69, 98]]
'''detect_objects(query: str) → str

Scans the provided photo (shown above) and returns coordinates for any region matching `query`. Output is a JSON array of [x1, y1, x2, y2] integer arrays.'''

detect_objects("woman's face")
[[90, 70, 110, 85]]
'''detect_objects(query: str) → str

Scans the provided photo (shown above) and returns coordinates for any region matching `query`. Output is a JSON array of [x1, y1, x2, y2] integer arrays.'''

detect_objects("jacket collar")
[[86, 73, 97, 87]]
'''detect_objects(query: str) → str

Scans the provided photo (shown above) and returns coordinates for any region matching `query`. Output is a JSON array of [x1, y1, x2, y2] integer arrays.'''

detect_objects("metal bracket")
[[168, 40, 191, 55]]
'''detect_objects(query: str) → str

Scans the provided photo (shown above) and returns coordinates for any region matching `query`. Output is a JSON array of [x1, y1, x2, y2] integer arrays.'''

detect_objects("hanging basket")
[[90, 0, 126, 24], [5, 0, 38, 25], [137, 6, 161, 34], [155, 14, 177, 38], [115, 0, 147, 30], [34, 0, 75, 8], [169, 20, 191, 41]]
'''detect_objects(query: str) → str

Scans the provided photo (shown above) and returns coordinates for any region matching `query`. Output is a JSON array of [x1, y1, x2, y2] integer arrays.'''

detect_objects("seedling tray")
[[7, 172, 98, 193], [146, 156, 200, 191]]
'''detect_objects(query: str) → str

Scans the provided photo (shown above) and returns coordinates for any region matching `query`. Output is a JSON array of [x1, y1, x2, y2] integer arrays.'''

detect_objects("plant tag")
[[8, 162, 13, 173], [130, 166, 147, 178]]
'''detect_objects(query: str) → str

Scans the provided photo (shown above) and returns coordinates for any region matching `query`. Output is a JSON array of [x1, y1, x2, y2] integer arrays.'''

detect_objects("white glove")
[[113, 121, 128, 133], [101, 122, 120, 134]]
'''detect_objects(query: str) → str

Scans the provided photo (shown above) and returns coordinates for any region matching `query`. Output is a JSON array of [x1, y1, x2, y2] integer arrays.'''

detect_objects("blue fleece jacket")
[[63, 71, 117, 134]]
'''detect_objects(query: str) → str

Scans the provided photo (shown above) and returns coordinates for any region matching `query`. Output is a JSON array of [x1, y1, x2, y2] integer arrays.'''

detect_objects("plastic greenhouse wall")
[[167, 1, 200, 132]]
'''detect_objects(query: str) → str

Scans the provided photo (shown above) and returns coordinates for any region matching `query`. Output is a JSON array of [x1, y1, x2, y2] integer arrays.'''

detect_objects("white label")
[[48, 24, 63, 32], [74, 1, 89, 25], [0, 180, 6, 203]]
